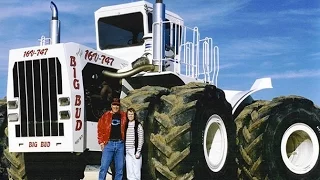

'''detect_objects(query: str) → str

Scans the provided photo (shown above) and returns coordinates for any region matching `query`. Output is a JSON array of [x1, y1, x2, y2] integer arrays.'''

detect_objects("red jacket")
[[97, 111, 127, 145]]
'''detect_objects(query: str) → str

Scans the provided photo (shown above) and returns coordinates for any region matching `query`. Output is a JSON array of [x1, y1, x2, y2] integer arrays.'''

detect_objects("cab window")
[[98, 12, 144, 49]]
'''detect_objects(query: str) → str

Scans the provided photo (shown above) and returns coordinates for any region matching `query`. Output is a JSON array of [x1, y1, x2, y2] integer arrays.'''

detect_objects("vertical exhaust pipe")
[[152, 0, 165, 66], [50, 1, 60, 44]]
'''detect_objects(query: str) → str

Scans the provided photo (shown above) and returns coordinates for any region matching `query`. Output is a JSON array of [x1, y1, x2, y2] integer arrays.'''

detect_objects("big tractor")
[[3, 0, 320, 180]]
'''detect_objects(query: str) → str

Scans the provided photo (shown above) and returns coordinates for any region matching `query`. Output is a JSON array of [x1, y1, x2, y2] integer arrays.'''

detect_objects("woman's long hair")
[[126, 107, 138, 121]]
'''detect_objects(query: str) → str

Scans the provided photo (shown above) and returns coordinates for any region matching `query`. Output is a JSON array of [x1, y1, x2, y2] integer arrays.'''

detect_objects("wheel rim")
[[203, 114, 228, 172], [281, 123, 319, 174]]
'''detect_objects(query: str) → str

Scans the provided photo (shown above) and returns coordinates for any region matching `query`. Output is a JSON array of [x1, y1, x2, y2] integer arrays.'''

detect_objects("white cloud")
[[167, 0, 252, 26], [307, 52, 320, 61], [231, 8, 320, 26], [279, 9, 320, 16], [219, 62, 240, 69], [222, 69, 320, 79], [284, 62, 297, 67], [62, 34, 97, 47], [310, 52, 320, 57], [0, 2, 76, 20], [269, 69, 320, 79], [222, 36, 294, 61], [222, 72, 259, 78]]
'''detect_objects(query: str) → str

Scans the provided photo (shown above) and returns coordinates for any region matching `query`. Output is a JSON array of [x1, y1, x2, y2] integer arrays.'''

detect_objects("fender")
[[119, 71, 208, 98], [224, 78, 273, 115]]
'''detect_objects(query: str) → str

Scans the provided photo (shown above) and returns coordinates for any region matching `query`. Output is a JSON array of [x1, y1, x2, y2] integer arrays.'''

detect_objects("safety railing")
[[153, 21, 220, 85]]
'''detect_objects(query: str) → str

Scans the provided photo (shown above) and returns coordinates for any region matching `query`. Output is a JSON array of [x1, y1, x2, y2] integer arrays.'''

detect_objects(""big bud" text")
[[70, 56, 82, 131]]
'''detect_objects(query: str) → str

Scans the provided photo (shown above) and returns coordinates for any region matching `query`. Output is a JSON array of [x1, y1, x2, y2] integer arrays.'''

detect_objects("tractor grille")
[[13, 58, 64, 137]]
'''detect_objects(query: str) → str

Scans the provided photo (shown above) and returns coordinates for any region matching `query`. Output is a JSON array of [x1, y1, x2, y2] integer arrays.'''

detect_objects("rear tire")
[[235, 100, 270, 180], [236, 96, 320, 180], [149, 83, 236, 179]]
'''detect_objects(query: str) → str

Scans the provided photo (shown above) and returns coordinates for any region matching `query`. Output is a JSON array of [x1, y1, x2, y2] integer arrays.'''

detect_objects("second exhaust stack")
[[50, 1, 60, 44], [152, 0, 165, 66]]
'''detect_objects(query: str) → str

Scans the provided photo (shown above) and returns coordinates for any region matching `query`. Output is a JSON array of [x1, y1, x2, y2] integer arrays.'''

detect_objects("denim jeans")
[[99, 141, 124, 180]]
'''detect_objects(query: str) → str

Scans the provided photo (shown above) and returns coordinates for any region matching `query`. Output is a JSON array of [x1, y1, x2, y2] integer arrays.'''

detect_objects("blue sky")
[[0, 0, 319, 105]]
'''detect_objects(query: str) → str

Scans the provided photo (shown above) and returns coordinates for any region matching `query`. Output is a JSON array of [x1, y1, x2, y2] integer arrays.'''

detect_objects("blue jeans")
[[99, 141, 124, 180]]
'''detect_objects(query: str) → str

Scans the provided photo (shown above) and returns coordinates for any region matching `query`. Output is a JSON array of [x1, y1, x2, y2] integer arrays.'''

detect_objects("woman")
[[125, 108, 144, 180]]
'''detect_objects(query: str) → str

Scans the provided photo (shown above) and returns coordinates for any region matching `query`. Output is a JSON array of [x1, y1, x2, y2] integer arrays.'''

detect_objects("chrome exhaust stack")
[[102, 64, 155, 78], [50, 1, 60, 44], [152, 0, 165, 66]]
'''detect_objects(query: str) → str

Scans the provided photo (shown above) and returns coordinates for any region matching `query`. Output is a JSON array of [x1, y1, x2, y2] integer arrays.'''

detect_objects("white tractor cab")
[[94, 0, 272, 106], [5, 0, 320, 180]]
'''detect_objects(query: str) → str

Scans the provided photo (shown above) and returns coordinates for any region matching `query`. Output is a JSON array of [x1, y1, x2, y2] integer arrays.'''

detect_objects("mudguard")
[[224, 78, 273, 114]]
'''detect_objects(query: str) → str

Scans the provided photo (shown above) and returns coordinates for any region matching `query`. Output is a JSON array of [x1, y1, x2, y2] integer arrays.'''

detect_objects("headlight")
[[59, 111, 70, 120], [8, 100, 18, 109], [59, 97, 70, 106], [8, 113, 19, 122]]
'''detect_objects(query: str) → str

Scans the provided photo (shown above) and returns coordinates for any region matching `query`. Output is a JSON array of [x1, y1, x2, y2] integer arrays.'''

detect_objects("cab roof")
[[95, 1, 183, 21]]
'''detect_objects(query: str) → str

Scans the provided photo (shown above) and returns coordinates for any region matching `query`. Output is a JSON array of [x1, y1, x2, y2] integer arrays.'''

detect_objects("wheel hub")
[[203, 114, 228, 172], [281, 123, 319, 174]]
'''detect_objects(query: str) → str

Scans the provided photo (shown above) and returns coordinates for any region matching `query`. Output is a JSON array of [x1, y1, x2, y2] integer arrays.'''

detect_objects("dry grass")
[[0, 97, 6, 106]]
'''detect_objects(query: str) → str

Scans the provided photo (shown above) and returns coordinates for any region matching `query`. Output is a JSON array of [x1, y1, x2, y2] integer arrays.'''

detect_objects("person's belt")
[[109, 139, 122, 142]]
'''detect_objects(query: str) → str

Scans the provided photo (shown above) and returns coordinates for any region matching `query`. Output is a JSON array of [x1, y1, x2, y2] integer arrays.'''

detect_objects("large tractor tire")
[[1, 109, 26, 180], [236, 96, 320, 180], [3, 127, 27, 180], [235, 100, 270, 180], [120, 85, 170, 180], [149, 83, 236, 179]]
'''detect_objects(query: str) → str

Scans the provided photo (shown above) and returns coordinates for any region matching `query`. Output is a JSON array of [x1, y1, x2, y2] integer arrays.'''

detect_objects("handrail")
[[151, 21, 219, 85]]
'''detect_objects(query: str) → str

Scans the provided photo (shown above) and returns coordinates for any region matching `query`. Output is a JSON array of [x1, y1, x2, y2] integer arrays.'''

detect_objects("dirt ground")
[[83, 173, 112, 180], [82, 166, 112, 180]]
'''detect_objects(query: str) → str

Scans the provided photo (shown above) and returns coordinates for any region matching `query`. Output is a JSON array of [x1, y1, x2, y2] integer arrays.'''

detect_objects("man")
[[98, 98, 127, 180]]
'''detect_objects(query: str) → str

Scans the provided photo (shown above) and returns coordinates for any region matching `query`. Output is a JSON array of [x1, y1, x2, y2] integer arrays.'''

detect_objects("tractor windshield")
[[98, 12, 144, 50]]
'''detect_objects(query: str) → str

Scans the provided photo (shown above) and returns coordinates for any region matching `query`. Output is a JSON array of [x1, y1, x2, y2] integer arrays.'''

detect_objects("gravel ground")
[[82, 166, 113, 180]]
